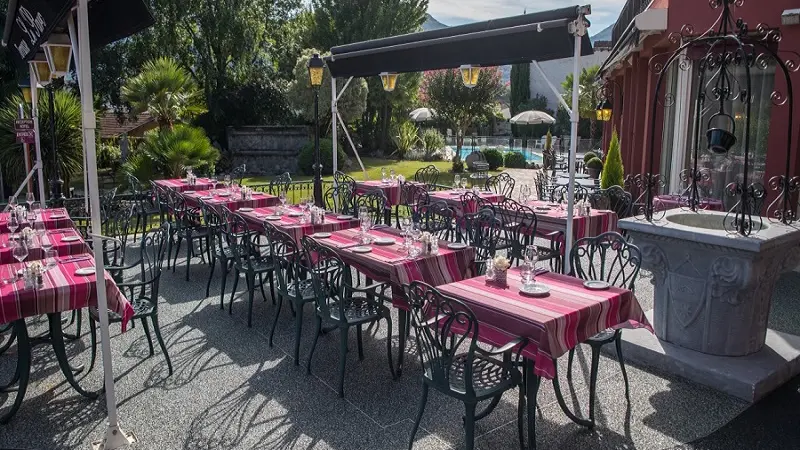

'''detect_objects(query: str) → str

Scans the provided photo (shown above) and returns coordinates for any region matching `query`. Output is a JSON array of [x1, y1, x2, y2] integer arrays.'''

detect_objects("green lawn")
[[242, 157, 498, 187]]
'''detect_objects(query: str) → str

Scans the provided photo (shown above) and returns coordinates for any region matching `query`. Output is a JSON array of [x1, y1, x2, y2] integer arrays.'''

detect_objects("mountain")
[[591, 23, 613, 43], [422, 14, 448, 31]]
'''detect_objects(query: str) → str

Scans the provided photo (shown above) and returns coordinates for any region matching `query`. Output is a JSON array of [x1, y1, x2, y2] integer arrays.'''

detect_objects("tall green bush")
[[120, 125, 219, 183], [298, 138, 346, 175], [422, 129, 445, 161], [392, 121, 419, 160], [601, 128, 625, 189], [481, 149, 503, 170]]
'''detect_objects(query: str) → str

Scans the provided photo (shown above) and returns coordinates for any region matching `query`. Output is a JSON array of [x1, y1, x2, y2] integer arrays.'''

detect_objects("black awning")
[[2, 0, 154, 67], [326, 5, 593, 78]]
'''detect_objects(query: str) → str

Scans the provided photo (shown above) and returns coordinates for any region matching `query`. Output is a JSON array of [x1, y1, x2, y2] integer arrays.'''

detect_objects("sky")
[[427, 0, 627, 35]]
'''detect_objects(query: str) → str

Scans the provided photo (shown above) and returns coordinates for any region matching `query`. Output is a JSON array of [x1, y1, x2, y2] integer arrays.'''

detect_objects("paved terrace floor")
[[2, 217, 800, 449]]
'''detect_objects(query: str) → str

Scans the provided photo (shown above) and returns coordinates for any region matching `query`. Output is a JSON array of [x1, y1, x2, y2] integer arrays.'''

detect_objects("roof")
[[325, 5, 593, 78], [98, 111, 157, 139]]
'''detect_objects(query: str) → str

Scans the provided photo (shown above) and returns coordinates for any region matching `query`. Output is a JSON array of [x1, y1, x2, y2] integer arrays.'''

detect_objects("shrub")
[[586, 156, 604, 170], [392, 121, 419, 160], [120, 125, 219, 183], [98, 141, 122, 171], [452, 155, 464, 173], [583, 151, 597, 164], [504, 152, 527, 168], [601, 128, 625, 189], [298, 138, 346, 176], [481, 149, 503, 170], [422, 129, 446, 161]]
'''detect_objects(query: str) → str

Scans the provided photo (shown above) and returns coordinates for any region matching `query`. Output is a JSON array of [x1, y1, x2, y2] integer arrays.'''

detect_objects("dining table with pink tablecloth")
[[523, 200, 619, 246], [238, 205, 361, 246], [182, 189, 279, 212], [437, 267, 651, 379], [0, 208, 74, 234], [429, 189, 505, 216], [0, 229, 89, 264], [153, 178, 215, 193], [354, 180, 406, 206]]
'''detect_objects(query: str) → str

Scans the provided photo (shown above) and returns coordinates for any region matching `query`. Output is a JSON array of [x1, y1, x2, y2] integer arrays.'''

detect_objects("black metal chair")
[[419, 201, 456, 242], [334, 170, 356, 187], [354, 190, 387, 225], [413, 164, 440, 190], [463, 207, 502, 275], [405, 281, 526, 450], [168, 191, 211, 281], [303, 236, 396, 398], [89, 223, 173, 376], [395, 182, 429, 228], [268, 172, 292, 196], [129, 175, 159, 242], [589, 186, 634, 219], [495, 198, 563, 271], [227, 211, 275, 327], [266, 223, 316, 365], [231, 164, 247, 185], [324, 183, 356, 215], [549, 183, 591, 203], [566, 231, 642, 426], [485, 172, 516, 198], [201, 201, 235, 306]]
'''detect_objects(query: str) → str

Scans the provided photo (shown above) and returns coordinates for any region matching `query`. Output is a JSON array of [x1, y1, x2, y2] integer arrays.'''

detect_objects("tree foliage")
[[509, 63, 530, 115], [121, 124, 219, 182], [601, 127, 624, 189], [392, 121, 419, 159], [421, 67, 504, 149], [561, 65, 602, 139]]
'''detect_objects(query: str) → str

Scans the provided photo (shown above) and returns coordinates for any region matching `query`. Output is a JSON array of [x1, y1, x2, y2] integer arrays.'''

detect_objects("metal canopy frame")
[[329, 5, 591, 273]]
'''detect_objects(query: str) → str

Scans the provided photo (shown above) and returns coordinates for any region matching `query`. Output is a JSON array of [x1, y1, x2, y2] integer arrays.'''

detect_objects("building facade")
[[599, 0, 800, 207]]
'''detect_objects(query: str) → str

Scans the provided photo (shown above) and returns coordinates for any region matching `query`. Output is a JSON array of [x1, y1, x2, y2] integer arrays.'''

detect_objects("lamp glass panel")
[[309, 67, 324, 87]]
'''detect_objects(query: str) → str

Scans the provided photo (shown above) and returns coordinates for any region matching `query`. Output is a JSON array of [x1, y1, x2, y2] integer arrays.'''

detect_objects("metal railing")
[[611, 0, 650, 45], [249, 180, 334, 205]]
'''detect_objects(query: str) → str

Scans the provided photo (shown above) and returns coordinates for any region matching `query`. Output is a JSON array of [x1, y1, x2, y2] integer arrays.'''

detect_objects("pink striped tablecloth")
[[438, 267, 651, 379], [0, 208, 73, 233], [524, 200, 618, 243], [153, 178, 215, 192], [0, 253, 133, 330], [355, 180, 404, 206], [318, 227, 475, 309], [182, 189, 278, 211], [0, 229, 89, 264], [430, 189, 504, 216], [238, 206, 361, 245]]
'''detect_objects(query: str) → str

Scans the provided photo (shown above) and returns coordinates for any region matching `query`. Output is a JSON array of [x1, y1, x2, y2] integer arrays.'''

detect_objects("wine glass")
[[390, 169, 396, 182], [460, 177, 468, 191], [7, 195, 17, 212], [399, 217, 411, 248], [279, 190, 287, 211], [13, 238, 28, 266], [454, 174, 461, 191], [210, 175, 218, 193], [41, 233, 53, 252], [45, 249, 58, 272], [359, 211, 372, 243], [224, 174, 231, 192], [524, 244, 539, 284], [31, 201, 41, 218], [26, 192, 34, 210], [7, 213, 19, 239], [26, 208, 36, 228], [381, 168, 387, 183]]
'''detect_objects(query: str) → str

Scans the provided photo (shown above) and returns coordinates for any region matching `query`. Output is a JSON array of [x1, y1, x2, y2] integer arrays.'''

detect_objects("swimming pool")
[[457, 147, 544, 164]]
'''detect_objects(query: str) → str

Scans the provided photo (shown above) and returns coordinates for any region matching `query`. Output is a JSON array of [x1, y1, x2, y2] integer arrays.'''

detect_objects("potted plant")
[[586, 156, 604, 179]]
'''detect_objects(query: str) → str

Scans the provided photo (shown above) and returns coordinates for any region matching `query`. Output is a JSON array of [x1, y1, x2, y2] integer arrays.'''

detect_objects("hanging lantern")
[[307, 53, 325, 88], [596, 98, 612, 121], [18, 73, 32, 103], [29, 53, 51, 86], [460, 65, 480, 88], [42, 34, 72, 78], [379, 72, 398, 92], [706, 112, 737, 154]]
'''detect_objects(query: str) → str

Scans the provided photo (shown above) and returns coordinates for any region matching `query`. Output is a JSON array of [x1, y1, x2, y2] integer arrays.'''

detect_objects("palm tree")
[[121, 125, 220, 182], [122, 57, 206, 130], [0, 90, 83, 189], [562, 65, 602, 141]]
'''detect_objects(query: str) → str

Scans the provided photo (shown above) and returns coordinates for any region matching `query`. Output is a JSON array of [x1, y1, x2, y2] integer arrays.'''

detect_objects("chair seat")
[[585, 328, 618, 344], [90, 297, 155, 322], [324, 298, 384, 324], [285, 279, 315, 299], [425, 353, 519, 398], [177, 226, 210, 238], [237, 257, 274, 273]]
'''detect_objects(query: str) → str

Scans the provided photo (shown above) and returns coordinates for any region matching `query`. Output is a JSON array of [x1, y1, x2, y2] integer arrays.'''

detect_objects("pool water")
[[457, 147, 543, 164]]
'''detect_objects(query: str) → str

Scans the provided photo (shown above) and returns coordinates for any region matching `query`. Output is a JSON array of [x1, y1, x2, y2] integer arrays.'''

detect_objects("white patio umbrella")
[[509, 110, 556, 125], [409, 107, 436, 122]]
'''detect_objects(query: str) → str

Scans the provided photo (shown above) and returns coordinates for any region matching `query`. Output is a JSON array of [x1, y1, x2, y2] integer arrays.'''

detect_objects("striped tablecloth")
[[153, 178, 215, 192], [0, 253, 133, 330], [0, 229, 89, 264], [238, 206, 361, 245], [355, 180, 404, 206], [0, 208, 74, 233], [319, 227, 475, 309], [430, 189, 504, 216], [525, 200, 618, 243], [438, 267, 651, 379], [182, 190, 278, 211]]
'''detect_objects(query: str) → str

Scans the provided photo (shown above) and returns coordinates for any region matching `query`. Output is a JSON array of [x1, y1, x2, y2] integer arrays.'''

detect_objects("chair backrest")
[[231, 164, 247, 184], [265, 223, 303, 298], [495, 198, 537, 260], [459, 191, 494, 218], [406, 281, 481, 397], [413, 165, 440, 189], [301, 236, 349, 323], [152, 184, 173, 224], [268, 172, 292, 196], [200, 200, 230, 258], [485, 172, 515, 198], [225, 211, 263, 271], [355, 189, 387, 225], [324, 183, 356, 215], [589, 186, 633, 218], [570, 231, 642, 291], [550, 183, 590, 203], [463, 207, 502, 273], [420, 201, 456, 241], [334, 171, 356, 187], [102, 203, 134, 267], [399, 182, 429, 223], [127, 222, 170, 304]]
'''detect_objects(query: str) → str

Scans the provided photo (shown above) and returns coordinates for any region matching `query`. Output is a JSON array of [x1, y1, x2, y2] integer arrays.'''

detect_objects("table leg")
[[525, 358, 540, 450], [397, 309, 408, 377], [0, 320, 31, 424], [383, 208, 392, 227], [47, 313, 99, 399], [551, 358, 593, 429]]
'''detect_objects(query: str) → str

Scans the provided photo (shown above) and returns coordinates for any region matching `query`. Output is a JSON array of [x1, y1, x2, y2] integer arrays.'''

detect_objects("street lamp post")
[[46, 83, 63, 202], [308, 53, 325, 207]]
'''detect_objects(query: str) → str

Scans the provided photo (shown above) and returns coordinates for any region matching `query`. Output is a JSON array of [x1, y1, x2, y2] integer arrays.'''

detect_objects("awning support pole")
[[67, 13, 89, 211], [28, 71, 46, 203], [532, 60, 573, 114], [337, 111, 366, 176], [332, 77, 338, 181]]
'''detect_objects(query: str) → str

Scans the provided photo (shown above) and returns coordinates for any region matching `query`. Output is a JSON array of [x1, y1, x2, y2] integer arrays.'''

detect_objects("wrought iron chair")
[[496, 198, 563, 270], [354, 189, 387, 225], [324, 183, 356, 215], [89, 223, 173, 376], [303, 236, 395, 398], [566, 231, 642, 426], [129, 175, 159, 242], [419, 201, 456, 242], [231, 164, 247, 185], [395, 182, 429, 228], [227, 211, 275, 327], [268, 172, 292, 195], [168, 191, 211, 281], [589, 186, 634, 219], [334, 170, 356, 187], [485, 172, 516, 198], [413, 164, 440, 190], [266, 223, 316, 364], [201, 201, 235, 305], [463, 207, 502, 274], [550, 183, 591, 203], [405, 281, 526, 450]]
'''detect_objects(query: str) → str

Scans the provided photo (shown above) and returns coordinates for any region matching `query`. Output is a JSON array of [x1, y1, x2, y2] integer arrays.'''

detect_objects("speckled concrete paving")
[[2, 238, 798, 450]]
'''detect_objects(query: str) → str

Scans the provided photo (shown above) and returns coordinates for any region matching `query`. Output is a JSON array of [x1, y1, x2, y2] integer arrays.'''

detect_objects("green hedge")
[[298, 138, 346, 175], [504, 152, 527, 168], [481, 149, 503, 170], [583, 151, 597, 164]]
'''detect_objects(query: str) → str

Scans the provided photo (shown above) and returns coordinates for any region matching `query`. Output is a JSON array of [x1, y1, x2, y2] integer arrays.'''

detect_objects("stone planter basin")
[[619, 209, 800, 356]]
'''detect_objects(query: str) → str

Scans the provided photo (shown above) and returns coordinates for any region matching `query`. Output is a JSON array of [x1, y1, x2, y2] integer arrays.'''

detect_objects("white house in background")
[[528, 40, 611, 111]]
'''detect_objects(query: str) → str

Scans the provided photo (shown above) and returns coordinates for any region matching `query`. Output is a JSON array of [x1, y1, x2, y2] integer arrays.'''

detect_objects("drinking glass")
[[279, 190, 287, 210], [400, 217, 411, 248], [410, 221, 422, 242], [26, 209, 36, 228], [407, 240, 422, 259], [210, 175, 218, 193], [390, 169, 396, 182], [524, 244, 539, 283], [13, 239, 28, 265], [40, 233, 53, 252], [461, 178, 468, 191], [45, 249, 58, 272], [31, 201, 40, 218], [381, 168, 387, 183], [224, 174, 231, 191], [7, 213, 19, 238], [8, 195, 17, 211], [520, 264, 533, 287], [26, 192, 34, 210], [360, 211, 372, 243], [454, 174, 461, 191]]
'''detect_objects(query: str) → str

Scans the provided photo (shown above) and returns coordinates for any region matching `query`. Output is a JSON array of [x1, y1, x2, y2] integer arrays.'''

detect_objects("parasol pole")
[[565, 9, 587, 275]]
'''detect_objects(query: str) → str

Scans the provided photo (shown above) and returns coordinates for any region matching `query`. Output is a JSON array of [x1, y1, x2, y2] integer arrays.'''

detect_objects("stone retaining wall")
[[227, 126, 309, 175]]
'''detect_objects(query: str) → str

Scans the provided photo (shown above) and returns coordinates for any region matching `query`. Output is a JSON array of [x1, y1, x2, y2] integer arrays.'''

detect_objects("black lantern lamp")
[[595, 98, 612, 122], [307, 53, 325, 207]]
